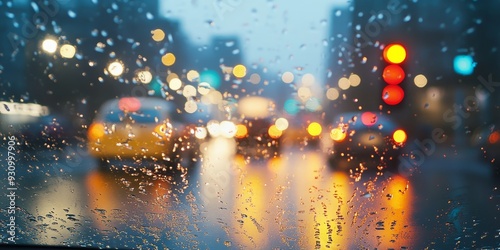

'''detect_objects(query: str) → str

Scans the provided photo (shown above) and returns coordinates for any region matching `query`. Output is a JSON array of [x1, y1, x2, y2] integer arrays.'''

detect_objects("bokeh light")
[[275, 118, 289, 131], [282, 71, 294, 83], [136, 70, 153, 84], [183, 85, 197, 97], [268, 125, 283, 139], [307, 122, 322, 137], [151, 29, 165, 42], [235, 124, 248, 138], [326, 88, 340, 100], [383, 44, 406, 64], [169, 78, 182, 91], [200, 70, 221, 89], [361, 112, 377, 126], [414, 74, 428, 88], [118, 97, 141, 112], [284, 99, 300, 115], [349, 74, 361, 87], [330, 127, 346, 142], [184, 100, 198, 114], [393, 129, 407, 144], [301, 73, 315, 86], [161, 53, 176, 66], [187, 70, 200, 82], [382, 85, 405, 105], [41, 38, 58, 53], [382, 65, 405, 85], [108, 60, 125, 77], [232, 64, 247, 78], [453, 55, 475, 75], [338, 77, 350, 90], [60, 44, 76, 58]]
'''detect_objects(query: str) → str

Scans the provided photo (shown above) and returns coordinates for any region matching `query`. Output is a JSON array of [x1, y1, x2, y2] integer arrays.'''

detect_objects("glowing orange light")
[[382, 85, 405, 105], [393, 129, 407, 144], [330, 127, 347, 142], [268, 125, 282, 139], [88, 123, 105, 141], [118, 97, 141, 112], [383, 44, 406, 64], [489, 131, 500, 144], [382, 65, 405, 85], [361, 112, 377, 126], [235, 124, 248, 138]]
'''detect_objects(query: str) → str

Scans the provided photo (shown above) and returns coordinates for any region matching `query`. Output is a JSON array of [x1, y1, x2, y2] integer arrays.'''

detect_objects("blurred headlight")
[[220, 121, 237, 138], [268, 125, 282, 139], [330, 127, 346, 142], [235, 124, 248, 139], [195, 127, 208, 140], [88, 123, 105, 141], [207, 120, 221, 137]]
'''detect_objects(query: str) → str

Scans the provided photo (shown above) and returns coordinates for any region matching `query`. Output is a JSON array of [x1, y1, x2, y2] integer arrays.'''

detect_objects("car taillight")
[[88, 123, 105, 141], [489, 131, 500, 144], [268, 125, 282, 139], [235, 124, 248, 139], [330, 127, 346, 142], [392, 129, 407, 144]]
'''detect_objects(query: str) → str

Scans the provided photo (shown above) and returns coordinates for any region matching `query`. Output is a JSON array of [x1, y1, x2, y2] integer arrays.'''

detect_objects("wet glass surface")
[[1, 0, 500, 249]]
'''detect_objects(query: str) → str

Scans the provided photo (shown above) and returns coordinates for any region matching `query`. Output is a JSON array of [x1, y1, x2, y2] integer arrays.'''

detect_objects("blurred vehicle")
[[0, 101, 74, 150], [472, 124, 500, 176], [326, 111, 406, 171], [87, 97, 191, 165], [231, 96, 288, 158]]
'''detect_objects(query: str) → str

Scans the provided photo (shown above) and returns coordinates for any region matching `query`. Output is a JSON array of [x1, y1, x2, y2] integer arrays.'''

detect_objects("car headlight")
[[88, 123, 105, 141]]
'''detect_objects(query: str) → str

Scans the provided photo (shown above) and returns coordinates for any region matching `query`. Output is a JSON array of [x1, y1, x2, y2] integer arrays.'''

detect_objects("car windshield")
[[1, 1, 500, 249]]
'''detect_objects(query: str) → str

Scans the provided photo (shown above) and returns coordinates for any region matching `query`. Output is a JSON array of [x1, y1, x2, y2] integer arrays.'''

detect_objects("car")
[[0, 101, 74, 151], [326, 111, 407, 172], [472, 123, 500, 176], [232, 96, 288, 159], [87, 97, 190, 166]]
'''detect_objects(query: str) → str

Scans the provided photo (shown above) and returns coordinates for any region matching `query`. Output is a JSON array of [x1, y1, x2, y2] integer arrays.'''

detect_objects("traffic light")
[[381, 43, 406, 105]]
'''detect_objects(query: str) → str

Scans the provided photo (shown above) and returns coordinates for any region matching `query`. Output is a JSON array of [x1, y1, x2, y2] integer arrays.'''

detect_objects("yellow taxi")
[[87, 97, 178, 163]]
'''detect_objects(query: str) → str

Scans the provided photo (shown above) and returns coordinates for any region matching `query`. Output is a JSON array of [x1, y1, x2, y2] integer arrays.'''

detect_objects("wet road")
[[1, 138, 499, 249]]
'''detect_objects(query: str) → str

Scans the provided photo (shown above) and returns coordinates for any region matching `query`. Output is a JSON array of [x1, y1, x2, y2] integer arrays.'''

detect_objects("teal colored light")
[[199, 70, 221, 89], [149, 77, 163, 96], [284, 99, 300, 115], [453, 55, 475, 76]]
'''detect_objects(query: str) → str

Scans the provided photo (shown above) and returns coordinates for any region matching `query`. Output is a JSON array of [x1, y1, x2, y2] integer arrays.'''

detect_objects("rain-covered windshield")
[[1, 0, 500, 249]]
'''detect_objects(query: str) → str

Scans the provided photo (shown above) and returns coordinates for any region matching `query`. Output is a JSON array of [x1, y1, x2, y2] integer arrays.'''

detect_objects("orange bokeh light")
[[382, 85, 405, 105], [382, 65, 405, 85]]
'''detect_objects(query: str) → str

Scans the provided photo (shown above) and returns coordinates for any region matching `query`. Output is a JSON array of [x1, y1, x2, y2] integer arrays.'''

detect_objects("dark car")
[[472, 123, 500, 176], [0, 101, 74, 150], [232, 96, 287, 159], [326, 111, 406, 171]]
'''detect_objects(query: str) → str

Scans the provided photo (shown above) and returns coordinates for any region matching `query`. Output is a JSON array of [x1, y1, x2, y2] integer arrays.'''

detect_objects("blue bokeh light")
[[284, 99, 300, 115], [453, 55, 475, 76], [199, 70, 221, 89]]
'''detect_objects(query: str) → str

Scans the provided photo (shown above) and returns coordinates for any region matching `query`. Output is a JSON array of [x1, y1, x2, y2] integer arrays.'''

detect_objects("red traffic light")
[[383, 44, 406, 64], [382, 64, 405, 85], [382, 85, 404, 105]]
